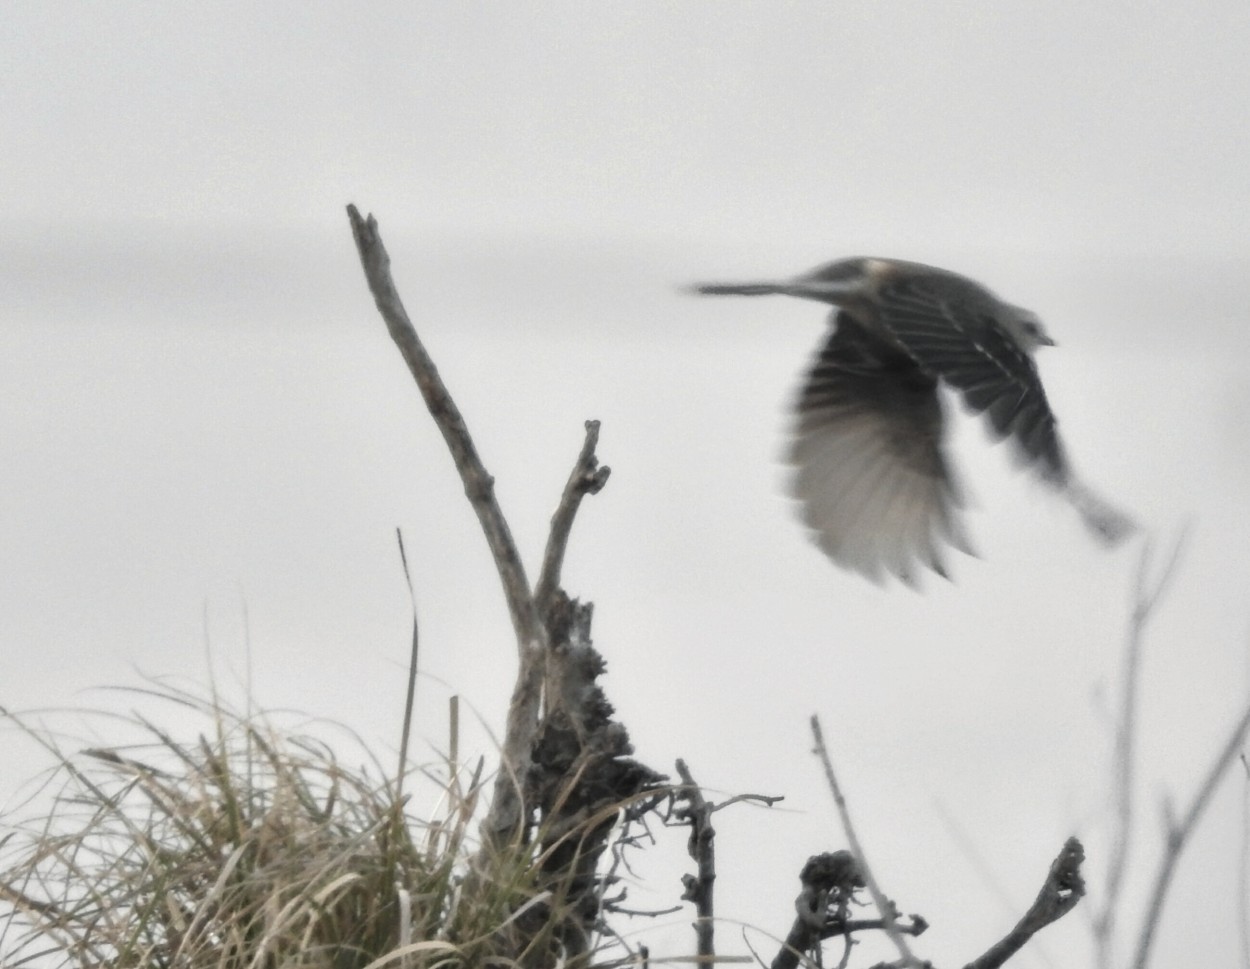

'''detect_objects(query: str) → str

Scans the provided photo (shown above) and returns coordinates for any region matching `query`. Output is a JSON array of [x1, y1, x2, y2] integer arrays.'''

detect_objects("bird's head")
[[1007, 306, 1056, 350]]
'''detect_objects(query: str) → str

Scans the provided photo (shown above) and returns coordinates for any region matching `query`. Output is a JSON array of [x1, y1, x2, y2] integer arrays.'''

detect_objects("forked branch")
[[962, 838, 1086, 969], [347, 206, 614, 851]]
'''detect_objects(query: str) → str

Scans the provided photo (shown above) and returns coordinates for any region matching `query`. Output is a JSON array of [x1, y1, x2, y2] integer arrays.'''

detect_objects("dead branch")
[[1129, 702, 1250, 969], [811, 715, 925, 969], [347, 206, 542, 846], [674, 759, 717, 962], [1094, 530, 1189, 968], [962, 838, 1086, 969], [346, 204, 539, 654], [535, 420, 611, 616], [347, 207, 666, 969], [347, 205, 616, 854]]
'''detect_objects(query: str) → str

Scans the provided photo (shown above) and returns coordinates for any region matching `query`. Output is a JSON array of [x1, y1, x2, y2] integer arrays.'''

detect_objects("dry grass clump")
[[0, 685, 571, 969]]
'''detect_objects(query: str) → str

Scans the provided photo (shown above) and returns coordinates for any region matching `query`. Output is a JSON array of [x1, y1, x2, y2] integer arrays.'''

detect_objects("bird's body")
[[695, 257, 1133, 585]]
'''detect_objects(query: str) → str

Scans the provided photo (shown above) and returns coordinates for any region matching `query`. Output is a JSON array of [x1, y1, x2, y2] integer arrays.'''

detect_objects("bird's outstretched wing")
[[871, 273, 1068, 484], [788, 313, 974, 585]]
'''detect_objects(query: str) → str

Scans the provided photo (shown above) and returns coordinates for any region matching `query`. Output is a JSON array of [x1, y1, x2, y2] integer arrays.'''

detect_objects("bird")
[[694, 256, 1135, 586]]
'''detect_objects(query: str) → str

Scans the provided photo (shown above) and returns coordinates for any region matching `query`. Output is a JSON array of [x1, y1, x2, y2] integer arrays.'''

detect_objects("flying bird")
[[694, 257, 1134, 585]]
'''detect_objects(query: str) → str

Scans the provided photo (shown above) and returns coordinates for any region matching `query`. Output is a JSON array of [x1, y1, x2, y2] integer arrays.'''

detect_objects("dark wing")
[[788, 313, 974, 586], [872, 273, 1068, 483]]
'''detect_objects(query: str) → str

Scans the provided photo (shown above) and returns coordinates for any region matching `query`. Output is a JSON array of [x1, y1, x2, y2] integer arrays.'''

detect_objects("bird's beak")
[[692, 277, 861, 303], [690, 281, 789, 297], [781, 278, 861, 302]]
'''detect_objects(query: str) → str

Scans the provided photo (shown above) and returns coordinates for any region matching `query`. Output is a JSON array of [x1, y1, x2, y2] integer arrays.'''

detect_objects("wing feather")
[[872, 274, 1067, 482], [787, 313, 971, 584]]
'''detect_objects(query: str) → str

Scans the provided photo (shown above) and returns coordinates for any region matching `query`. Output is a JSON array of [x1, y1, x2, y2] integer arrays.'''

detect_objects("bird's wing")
[[788, 314, 974, 586], [871, 273, 1068, 483]]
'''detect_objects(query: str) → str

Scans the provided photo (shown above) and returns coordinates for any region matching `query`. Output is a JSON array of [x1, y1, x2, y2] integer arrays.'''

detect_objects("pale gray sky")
[[3, 4, 1249, 967]]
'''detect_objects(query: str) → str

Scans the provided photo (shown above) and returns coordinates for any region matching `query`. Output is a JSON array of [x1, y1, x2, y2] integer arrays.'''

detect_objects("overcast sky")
[[3, 4, 1249, 967]]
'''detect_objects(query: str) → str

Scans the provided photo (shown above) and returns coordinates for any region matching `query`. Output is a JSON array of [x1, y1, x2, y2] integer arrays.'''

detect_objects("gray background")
[[3, 4, 1248, 966]]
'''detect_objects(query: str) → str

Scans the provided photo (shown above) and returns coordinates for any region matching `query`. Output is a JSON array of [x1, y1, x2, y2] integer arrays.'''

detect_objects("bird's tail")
[[692, 282, 789, 297], [1065, 481, 1137, 546]]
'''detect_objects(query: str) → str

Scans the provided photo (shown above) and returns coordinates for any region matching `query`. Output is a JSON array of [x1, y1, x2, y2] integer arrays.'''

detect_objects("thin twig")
[[1130, 702, 1250, 969], [709, 792, 785, 813], [1095, 529, 1190, 968], [824, 915, 927, 942], [810, 715, 923, 968], [962, 838, 1086, 969], [534, 420, 611, 615]]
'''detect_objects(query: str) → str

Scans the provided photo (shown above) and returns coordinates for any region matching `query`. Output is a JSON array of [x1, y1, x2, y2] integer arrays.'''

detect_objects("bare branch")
[[347, 205, 548, 848], [962, 838, 1086, 969], [1130, 702, 1250, 969], [1094, 529, 1190, 968], [810, 715, 924, 969], [535, 420, 611, 615], [710, 792, 785, 813], [825, 915, 927, 942], [674, 759, 717, 962], [346, 204, 540, 652]]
